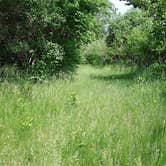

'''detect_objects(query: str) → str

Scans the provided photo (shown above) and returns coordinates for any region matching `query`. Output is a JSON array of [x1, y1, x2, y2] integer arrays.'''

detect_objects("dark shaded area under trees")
[[0, 0, 111, 77]]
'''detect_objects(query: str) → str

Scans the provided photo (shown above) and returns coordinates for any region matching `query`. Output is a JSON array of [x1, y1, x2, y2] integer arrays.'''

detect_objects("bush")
[[106, 10, 154, 66], [0, 65, 23, 82], [30, 41, 64, 77], [125, 26, 152, 66], [136, 63, 166, 83], [143, 63, 166, 80], [0, 0, 112, 76], [80, 40, 110, 65], [123, 0, 166, 64]]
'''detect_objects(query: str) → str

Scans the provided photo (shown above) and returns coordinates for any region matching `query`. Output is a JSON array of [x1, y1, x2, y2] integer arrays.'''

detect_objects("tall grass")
[[0, 65, 165, 165]]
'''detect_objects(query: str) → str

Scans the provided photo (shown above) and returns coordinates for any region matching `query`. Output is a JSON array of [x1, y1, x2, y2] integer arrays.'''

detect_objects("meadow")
[[0, 65, 165, 166]]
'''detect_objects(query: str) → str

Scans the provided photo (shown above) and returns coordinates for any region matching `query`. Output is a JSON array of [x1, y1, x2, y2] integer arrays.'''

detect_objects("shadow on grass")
[[160, 91, 166, 109], [90, 70, 141, 83], [161, 91, 166, 99]]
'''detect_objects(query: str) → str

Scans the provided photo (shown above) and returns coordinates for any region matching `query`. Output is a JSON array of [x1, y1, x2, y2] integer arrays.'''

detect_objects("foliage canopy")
[[122, 0, 166, 63], [106, 0, 166, 66], [0, 0, 112, 76]]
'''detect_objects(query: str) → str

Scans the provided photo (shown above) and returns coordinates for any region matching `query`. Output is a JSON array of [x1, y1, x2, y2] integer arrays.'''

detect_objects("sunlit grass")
[[0, 65, 165, 165]]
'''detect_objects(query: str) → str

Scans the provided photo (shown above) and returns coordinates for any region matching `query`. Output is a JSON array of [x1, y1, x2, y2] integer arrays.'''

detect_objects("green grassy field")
[[0, 65, 165, 166]]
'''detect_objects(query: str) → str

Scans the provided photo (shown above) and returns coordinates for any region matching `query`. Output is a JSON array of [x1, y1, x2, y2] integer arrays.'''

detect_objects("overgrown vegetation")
[[80, 39, 110, 65], [0, 0, 111, 76], [0, 0, 165, 165], [0, 65, 165, 165], [1, 0, 165, 74], [106, 10, 154, 66], [106, 0, 166, 66], [124, 0, 166, 58]]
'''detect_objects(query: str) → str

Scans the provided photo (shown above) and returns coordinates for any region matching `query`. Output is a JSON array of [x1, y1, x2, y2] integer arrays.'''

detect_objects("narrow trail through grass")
[[0, 65, 165, 165]]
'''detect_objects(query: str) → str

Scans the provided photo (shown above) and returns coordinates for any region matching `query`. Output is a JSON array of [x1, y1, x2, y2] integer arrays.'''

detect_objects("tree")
[[106, 9, 153, 66], [0, 0, 112, 76], [121, 0, 166, 64]]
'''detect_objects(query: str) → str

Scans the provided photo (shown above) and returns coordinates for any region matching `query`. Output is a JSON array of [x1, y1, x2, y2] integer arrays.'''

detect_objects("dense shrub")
[[122, 0, 166, 64], [125, 25, 153, 66], [30, 41, 64, 77], [146, 63, 166, 79], [136, 63, 166, 82], [80, 40, 110, 65], [0, 0, 112, 76], [106, 10, 154, 66]]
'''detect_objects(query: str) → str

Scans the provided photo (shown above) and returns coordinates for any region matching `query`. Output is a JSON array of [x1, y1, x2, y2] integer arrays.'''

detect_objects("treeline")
[[0, 0, 111, 77], [106, 10, 154, 66], [0, 0, 165, 78], [82, 0, 166, 69], [106, 0, 166, 66]]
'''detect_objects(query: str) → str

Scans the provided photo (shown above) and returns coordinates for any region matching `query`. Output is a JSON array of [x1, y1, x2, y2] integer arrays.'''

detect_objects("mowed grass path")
[[0, 65, 165, 166]]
